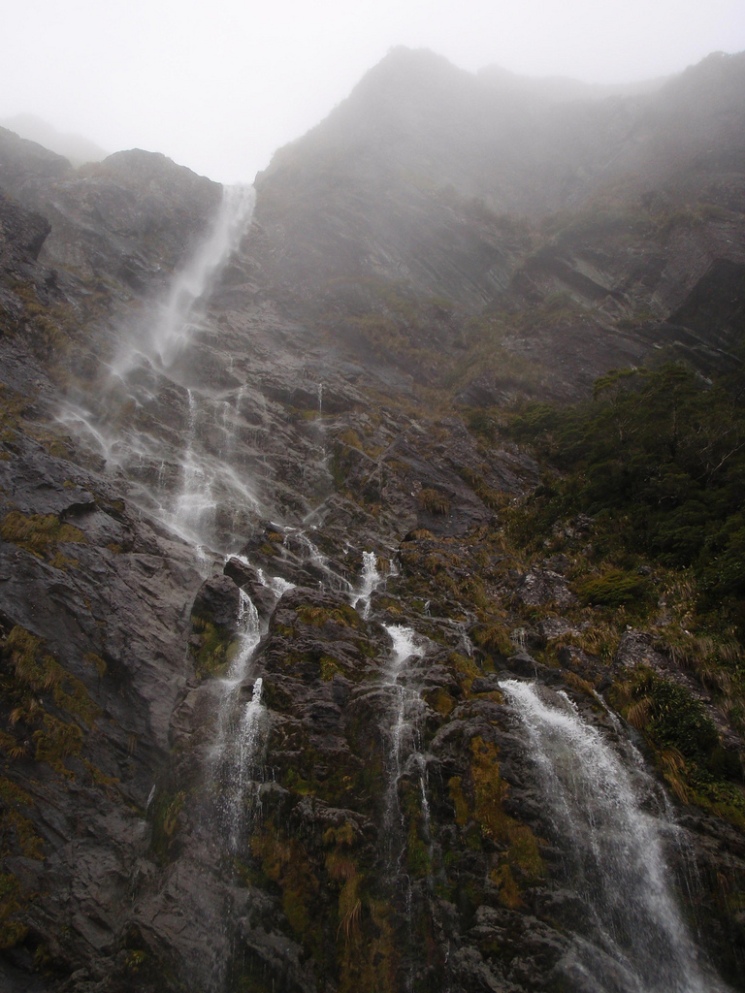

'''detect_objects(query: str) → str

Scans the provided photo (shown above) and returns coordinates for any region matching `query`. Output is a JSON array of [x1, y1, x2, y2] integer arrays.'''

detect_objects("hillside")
[[0, 47, 744, 993]]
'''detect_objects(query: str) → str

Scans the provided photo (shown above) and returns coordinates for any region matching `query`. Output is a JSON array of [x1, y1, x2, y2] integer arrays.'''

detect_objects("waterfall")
[[57, 184, 258, 558], [499, 679, 733, 993], [352, 550, 383, 618], [381, 625, 427, 870], [170, 388, 214, 557], [226, 676, 266, 851], [119, 184, 256, 373], [378, 624, 430, 993], [211, 591, 268, 852]]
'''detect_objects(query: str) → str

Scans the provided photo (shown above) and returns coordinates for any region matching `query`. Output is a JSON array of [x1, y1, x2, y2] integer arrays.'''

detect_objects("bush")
[[577, 569, 650, 609]]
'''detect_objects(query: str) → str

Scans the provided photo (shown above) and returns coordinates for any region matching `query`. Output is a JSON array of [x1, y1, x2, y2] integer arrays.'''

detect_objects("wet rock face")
[[40, 148, 223, 282], [250, 50, 745, 400], [1, 47, 744, 993], [1, 129, 221, 293], [0, 193, 50, 264]]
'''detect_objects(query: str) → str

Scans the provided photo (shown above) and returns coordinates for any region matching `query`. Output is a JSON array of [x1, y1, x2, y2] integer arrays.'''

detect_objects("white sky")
[[1, 0, 744, 184]]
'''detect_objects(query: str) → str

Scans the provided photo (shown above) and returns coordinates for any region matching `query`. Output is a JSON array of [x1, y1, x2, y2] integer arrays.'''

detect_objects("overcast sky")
[[2, 0, 744, 184]]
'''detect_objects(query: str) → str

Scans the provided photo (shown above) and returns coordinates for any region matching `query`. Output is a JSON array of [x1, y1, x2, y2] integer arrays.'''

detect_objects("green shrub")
[[577, 569, 650, 609]]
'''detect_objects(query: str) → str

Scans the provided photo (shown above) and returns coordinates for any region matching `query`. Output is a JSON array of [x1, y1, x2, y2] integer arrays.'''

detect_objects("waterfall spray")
[[499, 680, 733, 993]]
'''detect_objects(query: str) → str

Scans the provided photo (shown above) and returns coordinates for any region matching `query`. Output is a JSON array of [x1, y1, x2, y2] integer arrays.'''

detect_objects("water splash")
[[499, 679, 733, 993], [257, 568, 295, 599]]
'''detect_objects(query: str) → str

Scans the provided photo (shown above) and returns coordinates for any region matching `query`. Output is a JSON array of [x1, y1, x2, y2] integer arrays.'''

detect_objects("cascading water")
[[57, 184, 258, 558], [117, 184, 256, 373], [256, 568, 295, 598], [381, 625, 428, 871], [352, 550, 383, 618], [377, 624, 431, 993], [171, 388, 213, 558], [281, 529, 353, 593], [211, 590, 268, 853], [499, 679, 733, 993]]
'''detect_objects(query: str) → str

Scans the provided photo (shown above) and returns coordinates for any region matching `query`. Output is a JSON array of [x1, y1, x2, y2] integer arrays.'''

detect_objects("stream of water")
[[381, 625, 428, 871], [499, 679, 732, 993], [56, 184, 258, 558], [208, 591, 267, 851], [116, 185, 256, 374], [351, 550, 383, 618]]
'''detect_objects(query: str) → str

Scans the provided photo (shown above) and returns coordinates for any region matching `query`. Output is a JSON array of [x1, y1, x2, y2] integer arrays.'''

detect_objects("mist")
[[1, 0, 744, 183]]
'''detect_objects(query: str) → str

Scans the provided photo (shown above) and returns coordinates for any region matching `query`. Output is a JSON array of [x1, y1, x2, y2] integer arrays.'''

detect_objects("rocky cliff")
[[0, 47, 744, 993]]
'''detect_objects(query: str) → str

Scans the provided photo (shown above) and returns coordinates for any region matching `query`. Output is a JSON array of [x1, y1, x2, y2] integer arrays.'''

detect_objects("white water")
[[56, 185, 258, 558], [258, 569, 295, 599], [499, 680, 732, 993], [211, 591, 268, 852], [352, 550, 383, 618], [381, 625, 428, 869], [226, 553, 297, 601], [282, 529, 352, 593], [116, 185, 256, 373]]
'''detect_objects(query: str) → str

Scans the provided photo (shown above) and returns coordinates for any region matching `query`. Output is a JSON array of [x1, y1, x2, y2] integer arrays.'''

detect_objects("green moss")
[[447, 651, 482, 694], [0, 773, 44, 949], [5, 626, 99, 727], [448, 776, 470, 827], [295, 603, 361, 629], [611, 669, 745, 824], [424, 686, 456, 716], [322, 821, 358, 848], [457, 466, 506, 511], [251, 831, 325, 963], [0, 510, 85, 560], [320, 656, 342, 681], [337, 428, 362, 450], [33, 714, 83, 776], [338, 897, 397, 993], [490, 862, 523, 909], [0, 626, 99, 781], [577, 569, 651, 610], [471, 622, 513, 657], [85, 652, 107, 678], [613, 669, 719, 761], [449, 738, 545, 905], [189, 613, 237, 679], [0, 384, 28, 448]]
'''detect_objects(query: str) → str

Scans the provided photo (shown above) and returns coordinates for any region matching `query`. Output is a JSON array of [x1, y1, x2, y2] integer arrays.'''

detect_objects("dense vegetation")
[[501, 361, 745, 823], [509, 361, 745, 634]]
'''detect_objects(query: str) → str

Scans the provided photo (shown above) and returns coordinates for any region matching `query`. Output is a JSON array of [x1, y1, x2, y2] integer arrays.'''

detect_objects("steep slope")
[[0, 47, 744, 993], [250, 47, 745, 399]]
